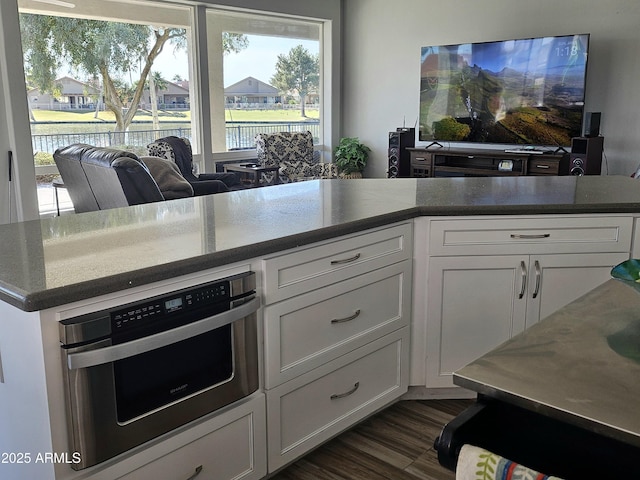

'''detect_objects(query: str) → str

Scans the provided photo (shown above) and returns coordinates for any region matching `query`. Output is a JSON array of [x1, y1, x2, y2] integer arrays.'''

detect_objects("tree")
[[271, 45, 319, 118], [20, 15, 180, 135], [20, 14, 248, 134], [135, 71, 168, 131]]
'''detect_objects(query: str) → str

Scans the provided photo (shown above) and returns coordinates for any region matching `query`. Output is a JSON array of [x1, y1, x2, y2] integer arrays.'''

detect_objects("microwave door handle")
[[66, 296, 260, 370]]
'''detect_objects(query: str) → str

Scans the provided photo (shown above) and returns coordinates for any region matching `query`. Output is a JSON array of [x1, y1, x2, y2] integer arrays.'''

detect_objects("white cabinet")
[[417, 215, 633, 389], [266, 329, 409, 471], [525, 252, 629, 325], [262, 222, 411, 304], [427, 216, 632, 257], [116, 394, 266, 480], [263, 262, 410, 388], [426, 255, 527, 389], [262, 222, 412, 473], [425, 252, 629, 388]]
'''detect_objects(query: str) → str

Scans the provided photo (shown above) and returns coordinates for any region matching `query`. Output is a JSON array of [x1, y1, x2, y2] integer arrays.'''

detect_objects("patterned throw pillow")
[[147, 141, 175, 163], [147, 137, 196, 175]]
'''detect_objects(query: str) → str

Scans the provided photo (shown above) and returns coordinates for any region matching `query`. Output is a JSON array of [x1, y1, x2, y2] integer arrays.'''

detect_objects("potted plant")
[[333, 137, 370, 178]]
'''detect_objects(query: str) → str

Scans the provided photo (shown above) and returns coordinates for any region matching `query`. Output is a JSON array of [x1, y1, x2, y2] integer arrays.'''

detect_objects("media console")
[[408, 147, 571, 178]]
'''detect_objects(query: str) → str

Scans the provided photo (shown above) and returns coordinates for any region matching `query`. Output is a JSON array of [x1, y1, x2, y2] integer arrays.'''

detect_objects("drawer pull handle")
[[510, 233, 550, 239], [518, 261, 527, 299], [331, 309, 361, 324], [186, 465, 203, 480], [331, 382, 360, 400], [532, 260, 541, 299], [330, 253, 361, 265]]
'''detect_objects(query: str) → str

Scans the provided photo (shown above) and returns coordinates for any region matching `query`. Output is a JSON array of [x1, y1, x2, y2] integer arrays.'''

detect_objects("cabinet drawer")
[[411, 154, 432, 178], [429, 216, 633, 256], [411, 152, 433, 166], [264, 262, 411, 388], [115, 395, 266, 480], [528, 158, 560, 175], [263, 222, 412, 303], [266, 328, 409, 471]]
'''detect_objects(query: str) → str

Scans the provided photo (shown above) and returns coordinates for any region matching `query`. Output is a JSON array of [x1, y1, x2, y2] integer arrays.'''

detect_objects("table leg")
[[54, 185, 61, 216]]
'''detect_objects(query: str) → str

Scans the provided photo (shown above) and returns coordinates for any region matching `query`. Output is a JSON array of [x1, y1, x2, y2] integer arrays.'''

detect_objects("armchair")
[[254, 131, 337, 183], [147, 136, 239, 195]]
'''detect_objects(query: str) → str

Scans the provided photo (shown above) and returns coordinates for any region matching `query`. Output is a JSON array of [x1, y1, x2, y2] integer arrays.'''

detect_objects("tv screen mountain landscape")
[[419, 34, 590, 147]]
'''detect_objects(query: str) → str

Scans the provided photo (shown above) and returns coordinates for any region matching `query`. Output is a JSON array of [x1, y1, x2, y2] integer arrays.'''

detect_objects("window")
[[16, 0, 331, 216], [204, 9, 322, 154], [19, 0, 192, 214]]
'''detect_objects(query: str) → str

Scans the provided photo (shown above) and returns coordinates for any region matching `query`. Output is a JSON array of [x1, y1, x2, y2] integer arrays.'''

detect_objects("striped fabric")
[[456, 444, 565, 480]]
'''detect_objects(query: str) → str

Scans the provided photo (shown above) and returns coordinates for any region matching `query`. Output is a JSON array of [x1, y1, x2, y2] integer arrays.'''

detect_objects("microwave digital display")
[[165, 297, 183, 313]]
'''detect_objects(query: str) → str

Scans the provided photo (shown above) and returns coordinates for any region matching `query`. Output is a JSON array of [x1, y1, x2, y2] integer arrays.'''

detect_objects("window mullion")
[[191, 5, 214, 172]]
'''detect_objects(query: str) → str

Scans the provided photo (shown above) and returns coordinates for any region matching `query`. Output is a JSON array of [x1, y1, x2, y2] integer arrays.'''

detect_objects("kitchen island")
[[2, 175, 640, 312], [435, 278, 640, 478], [1, 175, 640, 480], [455, 278, 640, 447]]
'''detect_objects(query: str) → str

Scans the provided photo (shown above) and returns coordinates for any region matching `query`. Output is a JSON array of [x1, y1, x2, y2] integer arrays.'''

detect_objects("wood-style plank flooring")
[[270, 399, 472, 480]]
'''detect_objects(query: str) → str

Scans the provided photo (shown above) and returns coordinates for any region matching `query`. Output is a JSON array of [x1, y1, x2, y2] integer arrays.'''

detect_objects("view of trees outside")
[[18, 10, 321, 214], [271, 45, 319, 118], [22, 14, 186, 133]]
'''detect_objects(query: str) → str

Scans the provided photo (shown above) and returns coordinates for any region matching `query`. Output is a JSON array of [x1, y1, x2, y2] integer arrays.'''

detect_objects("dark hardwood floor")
[[270, 399, 472, 480]]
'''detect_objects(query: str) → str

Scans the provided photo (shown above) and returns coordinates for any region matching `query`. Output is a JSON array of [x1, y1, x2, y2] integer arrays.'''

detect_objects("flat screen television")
[[419, 34, 590, 148]]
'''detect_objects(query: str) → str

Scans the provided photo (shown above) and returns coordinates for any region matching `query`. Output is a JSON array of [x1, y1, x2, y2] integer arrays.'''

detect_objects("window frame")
[[197, 6, 327, 172], [12, 0, 340, 218]]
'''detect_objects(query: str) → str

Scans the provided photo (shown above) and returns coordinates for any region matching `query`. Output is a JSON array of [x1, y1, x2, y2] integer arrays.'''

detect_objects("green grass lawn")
[[30, 108, 319, 123]]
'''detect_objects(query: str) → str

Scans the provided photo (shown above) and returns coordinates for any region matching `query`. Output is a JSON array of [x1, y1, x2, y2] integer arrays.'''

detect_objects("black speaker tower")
[[570, 136, 604, 176], [582, 112, 601, 138], [388, 127, 415, 178]]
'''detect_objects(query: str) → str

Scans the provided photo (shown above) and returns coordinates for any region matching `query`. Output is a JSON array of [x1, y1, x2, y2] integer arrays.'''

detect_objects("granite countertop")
[[2, 175, 640, 311], [455, 278, 640, 448]]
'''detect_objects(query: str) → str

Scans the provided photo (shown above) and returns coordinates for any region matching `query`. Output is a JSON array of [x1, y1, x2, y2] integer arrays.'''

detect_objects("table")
[[52, 176, 66, 216], [223, 163, 279, 187]]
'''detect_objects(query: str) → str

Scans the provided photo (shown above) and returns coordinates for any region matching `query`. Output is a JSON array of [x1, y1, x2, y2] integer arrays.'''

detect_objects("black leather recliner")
[[147, 136, 239, 195], [54, 144, 165, 213]]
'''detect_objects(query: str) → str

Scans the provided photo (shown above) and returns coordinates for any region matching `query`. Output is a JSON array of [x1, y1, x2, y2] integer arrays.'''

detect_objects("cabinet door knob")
[[331, 309, 361, 324], [330, 253, 361, 265], [330, 382, 360, 400]]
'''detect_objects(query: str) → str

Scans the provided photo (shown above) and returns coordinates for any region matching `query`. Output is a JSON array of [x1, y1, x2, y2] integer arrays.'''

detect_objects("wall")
[[342, 0, 640, 178]]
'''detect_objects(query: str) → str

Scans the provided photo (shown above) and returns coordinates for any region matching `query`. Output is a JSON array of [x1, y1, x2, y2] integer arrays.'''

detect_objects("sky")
[[152, 35, 320, 87]]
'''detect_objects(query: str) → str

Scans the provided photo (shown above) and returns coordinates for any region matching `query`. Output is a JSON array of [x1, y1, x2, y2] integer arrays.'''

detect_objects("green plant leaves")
[[333, 137, 370, 174]]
